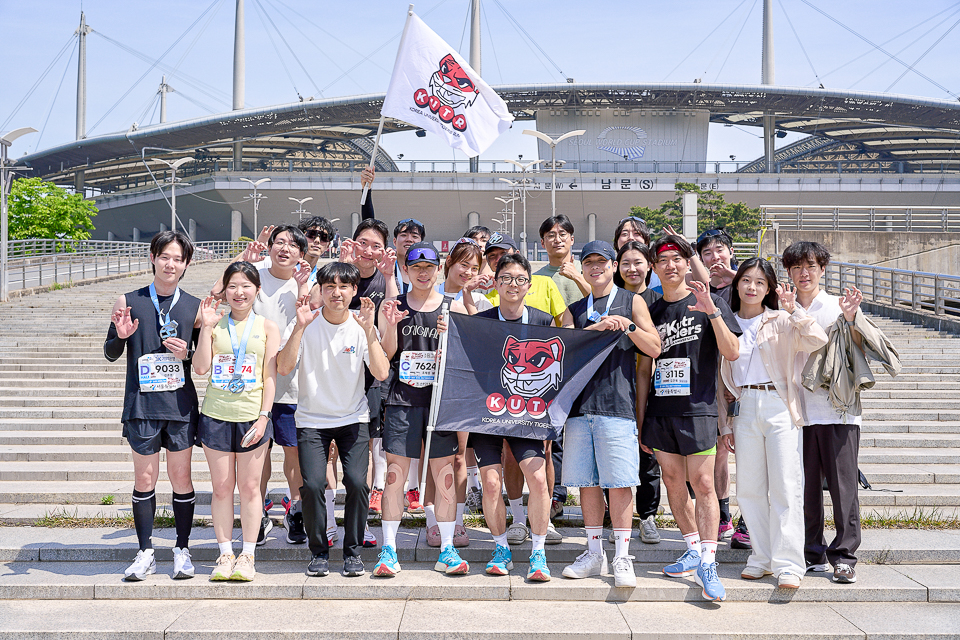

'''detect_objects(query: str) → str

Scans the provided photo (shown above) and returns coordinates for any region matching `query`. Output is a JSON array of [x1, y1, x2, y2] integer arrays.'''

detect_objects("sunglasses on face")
[[406, 247, 439, 263], [304, 229, 331, 242]]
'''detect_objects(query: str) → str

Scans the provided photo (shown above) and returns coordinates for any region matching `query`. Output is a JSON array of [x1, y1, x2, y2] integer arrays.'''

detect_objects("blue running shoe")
[[373, 545, 401, 577], [527, 549, 551, 582], [695, 562, 726, 602], [485, 545, 513, 576], [663, 549, 701, 577], [435, 545, 469, 575], [263, 497, 273, 512]]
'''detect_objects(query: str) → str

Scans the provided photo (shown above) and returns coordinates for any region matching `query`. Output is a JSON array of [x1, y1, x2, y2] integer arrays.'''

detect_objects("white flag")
[[381, 13, 514, 157]]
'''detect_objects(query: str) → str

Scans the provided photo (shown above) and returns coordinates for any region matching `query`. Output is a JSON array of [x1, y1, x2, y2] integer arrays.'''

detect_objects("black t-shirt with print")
[[475, 306, 555, 326], [645, 292, 741, 418]]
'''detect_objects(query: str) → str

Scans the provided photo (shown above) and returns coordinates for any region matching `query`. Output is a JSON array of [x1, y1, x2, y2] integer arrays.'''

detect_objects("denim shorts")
[[561, 414, 640, 489]]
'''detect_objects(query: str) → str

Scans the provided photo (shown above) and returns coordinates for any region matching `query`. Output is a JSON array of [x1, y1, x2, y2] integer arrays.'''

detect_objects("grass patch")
[[35, 508, 134, 529], [100, 495, 115, 506], [853, 507, 960, 530]]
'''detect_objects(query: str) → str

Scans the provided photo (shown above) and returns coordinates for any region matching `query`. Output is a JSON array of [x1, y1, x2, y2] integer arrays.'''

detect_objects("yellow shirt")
[[201, 314, 267, 423], [485, 275, 567, 323]]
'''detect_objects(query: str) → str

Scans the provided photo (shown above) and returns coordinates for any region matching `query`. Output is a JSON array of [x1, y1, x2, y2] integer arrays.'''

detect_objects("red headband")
[[657, 243, 682, 255]]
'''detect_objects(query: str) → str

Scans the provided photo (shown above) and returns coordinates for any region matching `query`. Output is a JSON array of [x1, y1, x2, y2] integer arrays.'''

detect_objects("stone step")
[[863, 433, 960, 448]]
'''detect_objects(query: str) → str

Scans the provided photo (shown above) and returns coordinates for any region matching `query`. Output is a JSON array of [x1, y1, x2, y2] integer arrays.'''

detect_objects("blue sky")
[[2, 0, 959, 164]]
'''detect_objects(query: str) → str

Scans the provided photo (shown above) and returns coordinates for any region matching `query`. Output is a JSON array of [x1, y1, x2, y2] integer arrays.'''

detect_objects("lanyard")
[[149, 283, 180, 326], [437, 282, 464, 302], [499, 306, 529, 324], [227, 314, 256, 380], [586, 285, 618, 323], [395, 262, 410, 295]]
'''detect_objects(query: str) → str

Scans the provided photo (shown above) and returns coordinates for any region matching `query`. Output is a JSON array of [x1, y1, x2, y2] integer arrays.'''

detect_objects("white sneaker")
[[172, 547, 195, 580], [741, 565, 772, 580], [639, 515, 661, 544], [123, 549, 156, 581], [506, 521, 529, 545], [778, 571, 802, 589], [545, 521, 562, 545], [612, 555, 637, 587], [562, 550, 608, 579]]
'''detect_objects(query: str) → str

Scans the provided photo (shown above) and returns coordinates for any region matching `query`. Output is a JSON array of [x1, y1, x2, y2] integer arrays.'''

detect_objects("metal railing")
[[774, 260, 960, 317], [761, 205, 960, 233]]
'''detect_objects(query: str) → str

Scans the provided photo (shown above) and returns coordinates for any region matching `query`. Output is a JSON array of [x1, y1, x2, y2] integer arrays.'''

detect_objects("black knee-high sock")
[[719, 497, 731, 524], [131, 489, 156, 551], [172, 490, 196, 549]]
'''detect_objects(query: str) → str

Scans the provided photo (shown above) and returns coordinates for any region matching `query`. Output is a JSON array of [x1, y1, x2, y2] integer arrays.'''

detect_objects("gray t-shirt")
[[534, 262, 585, 308]]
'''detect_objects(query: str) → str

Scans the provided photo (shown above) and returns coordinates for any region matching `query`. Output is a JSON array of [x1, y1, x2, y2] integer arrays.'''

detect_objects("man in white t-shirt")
[[278, 262, 390, 578], [783, 241, 865, 585]]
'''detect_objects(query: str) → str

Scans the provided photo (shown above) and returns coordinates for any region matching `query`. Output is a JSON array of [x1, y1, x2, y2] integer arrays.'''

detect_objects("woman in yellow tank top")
[[193, 262, 280, 582]]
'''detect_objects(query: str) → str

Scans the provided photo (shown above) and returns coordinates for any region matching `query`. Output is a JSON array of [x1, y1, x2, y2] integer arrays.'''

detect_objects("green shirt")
[[534, 262, 585, 308]]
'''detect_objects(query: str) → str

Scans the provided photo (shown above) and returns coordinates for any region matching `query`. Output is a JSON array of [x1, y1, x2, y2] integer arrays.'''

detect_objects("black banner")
[[436, 313, 621, 440]]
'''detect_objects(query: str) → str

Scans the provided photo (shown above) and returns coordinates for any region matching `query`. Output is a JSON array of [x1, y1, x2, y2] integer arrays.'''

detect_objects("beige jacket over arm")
[[718, 306, 829, 435]]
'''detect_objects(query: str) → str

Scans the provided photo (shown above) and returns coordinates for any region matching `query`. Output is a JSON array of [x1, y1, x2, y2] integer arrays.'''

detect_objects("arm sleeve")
[[362, 190, 375, 220], [103, 324, 126, 362]]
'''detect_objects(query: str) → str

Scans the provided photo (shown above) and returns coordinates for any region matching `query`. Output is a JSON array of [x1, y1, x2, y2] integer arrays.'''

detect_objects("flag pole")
[[420, 301, 450, 495], [361, 3, 416, 206]]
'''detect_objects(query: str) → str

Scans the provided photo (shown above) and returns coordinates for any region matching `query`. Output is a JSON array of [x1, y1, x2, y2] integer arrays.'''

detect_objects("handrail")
[[774, 259, 960, 317], [761, 205, 960, 233]]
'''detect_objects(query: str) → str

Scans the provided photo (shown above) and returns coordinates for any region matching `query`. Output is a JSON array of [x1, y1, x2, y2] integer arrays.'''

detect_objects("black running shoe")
[[257, 510, 273, 546], [306, 554, 329, 577], [342, 554, 365, 577], [286, 511, 307, 544]]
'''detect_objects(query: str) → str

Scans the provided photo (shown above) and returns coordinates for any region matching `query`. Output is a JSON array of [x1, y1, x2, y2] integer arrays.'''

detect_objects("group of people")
[[105, 175, 887, 602]]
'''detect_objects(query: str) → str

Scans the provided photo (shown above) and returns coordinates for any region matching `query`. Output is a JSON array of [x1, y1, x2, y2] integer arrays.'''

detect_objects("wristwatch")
[[259, 411, 272, 420], [707, 310, 722, 319]]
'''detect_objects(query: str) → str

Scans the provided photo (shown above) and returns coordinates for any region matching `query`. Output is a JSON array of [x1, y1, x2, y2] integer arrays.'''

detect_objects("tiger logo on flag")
[[413, 54, 478, 132]]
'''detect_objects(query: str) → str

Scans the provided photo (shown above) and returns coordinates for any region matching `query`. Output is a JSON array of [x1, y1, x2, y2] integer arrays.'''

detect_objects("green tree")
[[8, 177, 97, 242], [628, 182, 760, 242]]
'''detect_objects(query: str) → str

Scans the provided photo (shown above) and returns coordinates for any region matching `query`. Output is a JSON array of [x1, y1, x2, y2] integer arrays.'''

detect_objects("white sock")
[[700, 540, 718, 566], [456, 502, 465, 526], [325, 489, 336, 525], [241, 541, 256, 557], [493, 532, 509, 548], [683, 531, 701, 553], [531, 533, 546, 552], [372, 438, 387, 489], [438, 521, 455, 548], [382, 520, 400, 548], [586, 526, 602, 554], [614, 528, 631, 558], [218, 541, 233, 556], [466, 466, 480, 491], [425, 504, 438, 529], [407, 463, 419, 491], [509, 498, 525, 524]]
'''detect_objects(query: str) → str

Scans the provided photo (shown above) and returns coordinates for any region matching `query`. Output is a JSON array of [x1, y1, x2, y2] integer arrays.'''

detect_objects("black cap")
[[404, 242, 441, 266], [580, 240, 617, 262], [484, 232, 518, 254]]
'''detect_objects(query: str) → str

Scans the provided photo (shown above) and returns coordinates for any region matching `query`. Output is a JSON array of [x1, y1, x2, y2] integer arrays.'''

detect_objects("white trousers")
[[733, 388, 805, 578]]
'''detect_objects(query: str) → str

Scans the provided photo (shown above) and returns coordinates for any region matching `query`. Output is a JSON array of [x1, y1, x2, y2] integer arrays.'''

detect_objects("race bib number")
[[399, 350, 436, 388], [210, 353, 257, 390], [138, 353, 185, 393], [654, 358, 691, 396]]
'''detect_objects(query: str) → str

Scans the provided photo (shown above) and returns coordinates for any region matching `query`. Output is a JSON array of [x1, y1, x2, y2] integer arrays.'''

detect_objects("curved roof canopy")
[[18, 82, 960, 191]]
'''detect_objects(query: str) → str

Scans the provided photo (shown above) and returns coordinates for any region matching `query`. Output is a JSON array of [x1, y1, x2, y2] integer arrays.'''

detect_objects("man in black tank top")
[[103, 232, 202, 582], [559, 241, 662, 588], [374, 242, 469, 578]]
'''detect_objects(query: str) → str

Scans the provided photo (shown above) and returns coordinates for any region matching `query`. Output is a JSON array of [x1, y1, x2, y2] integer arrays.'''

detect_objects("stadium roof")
[[18, 82, 960, 191]]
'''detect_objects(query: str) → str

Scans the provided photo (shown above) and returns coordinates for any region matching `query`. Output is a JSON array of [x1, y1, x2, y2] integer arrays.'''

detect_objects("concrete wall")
[[761, 229, 960, 275]]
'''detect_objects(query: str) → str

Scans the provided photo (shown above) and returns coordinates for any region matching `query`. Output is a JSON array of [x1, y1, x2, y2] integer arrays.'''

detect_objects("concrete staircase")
[[1, 262, 959, 637]]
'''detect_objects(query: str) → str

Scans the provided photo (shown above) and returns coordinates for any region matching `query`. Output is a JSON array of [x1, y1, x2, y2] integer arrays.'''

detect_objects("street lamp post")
[[288, 196, 313, 222], [503, 159, 542, 260], [494, 195, 517, 238], [154, 157, 194, 232], [240, 177, 271, 236], [1, 127, 37, 303], [522, 129, 585, 219]]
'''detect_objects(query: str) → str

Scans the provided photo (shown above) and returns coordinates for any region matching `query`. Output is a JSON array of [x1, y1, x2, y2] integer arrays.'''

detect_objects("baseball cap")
[[404, 242, 440, 266], [484, 232, 518, 254], [580, 240, 617, 262]]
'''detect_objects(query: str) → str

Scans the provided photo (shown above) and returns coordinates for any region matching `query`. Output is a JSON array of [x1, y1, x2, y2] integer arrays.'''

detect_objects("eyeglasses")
[[304, 229, 331, 242], [271, 240, 301, 250], [696, 228, 730, 244], [497, 275, 530, 286], [454, 237, 479, 246], [619, 216, 646, 226], [542, 230, 571, 241], [398, 218, 424, 228], [406, 247, 439, 263]]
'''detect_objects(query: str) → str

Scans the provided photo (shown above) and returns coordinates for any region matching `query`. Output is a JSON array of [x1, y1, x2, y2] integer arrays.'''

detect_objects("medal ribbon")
[[149, 283, 181, 327], [227, 313, 256, 380], [498, 306, 529, 324], [586, 285, 618, 323]]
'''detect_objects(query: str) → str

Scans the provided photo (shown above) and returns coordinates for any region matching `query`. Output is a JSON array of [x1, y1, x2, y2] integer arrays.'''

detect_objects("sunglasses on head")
[[304, 229, 331, 242], [454, 237, 479, 246], [406, 247, 439, 263], [696, 229, 730, 244], [619, 216, 646, 226], [398, 218, 424, 228]]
